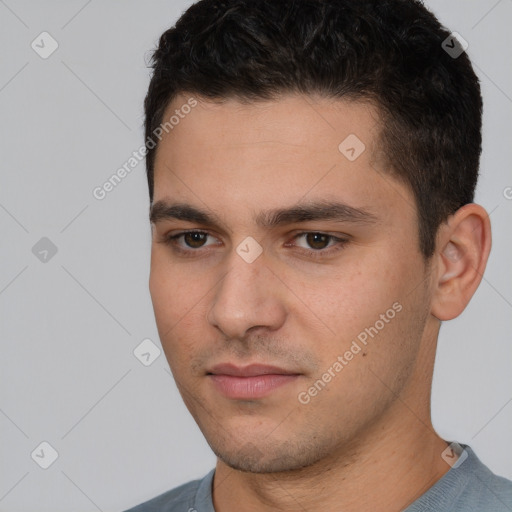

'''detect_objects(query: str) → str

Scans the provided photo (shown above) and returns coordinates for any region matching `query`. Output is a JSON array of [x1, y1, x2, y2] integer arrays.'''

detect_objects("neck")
[[213, 405, 449, 511], [213, 410, 449, 512]]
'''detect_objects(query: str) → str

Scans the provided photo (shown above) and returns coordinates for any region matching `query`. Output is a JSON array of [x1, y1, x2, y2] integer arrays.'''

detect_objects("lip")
[[208, 363, 299, 377], [207, 363, 301, 399]]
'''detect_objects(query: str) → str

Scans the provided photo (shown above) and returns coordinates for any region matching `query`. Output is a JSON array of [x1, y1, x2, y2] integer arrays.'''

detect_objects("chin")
[[211, 439, 324, 474]]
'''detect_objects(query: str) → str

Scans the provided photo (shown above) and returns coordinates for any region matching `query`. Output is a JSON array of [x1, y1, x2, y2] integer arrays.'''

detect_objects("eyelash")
[[160, 230, 349, 259]]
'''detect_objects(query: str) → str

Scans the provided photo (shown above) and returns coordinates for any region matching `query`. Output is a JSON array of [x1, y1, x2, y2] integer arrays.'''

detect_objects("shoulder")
[[464, 449, 512, 511], [123, 469, 215, 512], [406, 444, 512, 512]]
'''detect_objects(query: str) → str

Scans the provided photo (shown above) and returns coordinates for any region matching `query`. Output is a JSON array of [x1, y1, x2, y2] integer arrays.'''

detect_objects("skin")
[[149, 93, 491, 511]]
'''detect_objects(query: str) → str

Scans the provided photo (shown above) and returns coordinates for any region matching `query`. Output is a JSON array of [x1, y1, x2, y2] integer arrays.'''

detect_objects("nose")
[[207, 248, 287, 341]]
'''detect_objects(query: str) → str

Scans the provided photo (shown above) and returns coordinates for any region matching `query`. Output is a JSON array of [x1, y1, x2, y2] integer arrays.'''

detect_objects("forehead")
[[151, 93, 412, 228], [157, 93, 381, 157]]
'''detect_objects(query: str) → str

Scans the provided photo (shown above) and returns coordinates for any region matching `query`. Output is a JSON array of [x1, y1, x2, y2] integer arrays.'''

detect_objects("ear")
[[430, 203, 492, 321]]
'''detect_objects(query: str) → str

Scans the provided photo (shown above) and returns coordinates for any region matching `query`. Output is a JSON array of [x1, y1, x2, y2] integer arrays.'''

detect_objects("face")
[[149, 93, 435, 473]]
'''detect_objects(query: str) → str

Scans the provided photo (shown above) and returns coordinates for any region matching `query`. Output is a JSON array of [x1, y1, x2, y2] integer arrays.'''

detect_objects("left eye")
[[293, 232, 338, 251]]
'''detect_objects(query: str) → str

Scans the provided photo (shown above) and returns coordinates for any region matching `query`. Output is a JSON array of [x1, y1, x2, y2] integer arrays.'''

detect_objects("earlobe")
[[430, 204, 492, 321]]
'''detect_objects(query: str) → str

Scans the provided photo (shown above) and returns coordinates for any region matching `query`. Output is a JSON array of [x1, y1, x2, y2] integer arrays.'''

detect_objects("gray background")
[[0, 1, 510, 511]]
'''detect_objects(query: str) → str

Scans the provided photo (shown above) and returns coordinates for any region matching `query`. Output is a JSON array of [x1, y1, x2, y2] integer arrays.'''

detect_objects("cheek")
[[295, 247, 422, 364], [149, 250, 208, 355], [298, 257, 400, 334], [296, 277, 427, 418]]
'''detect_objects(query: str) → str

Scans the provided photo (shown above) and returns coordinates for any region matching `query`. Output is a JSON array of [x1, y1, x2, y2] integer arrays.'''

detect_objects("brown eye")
[[183, 232, 208, 248], [305, 233, 331, 250], [289, 232, 349, 259]]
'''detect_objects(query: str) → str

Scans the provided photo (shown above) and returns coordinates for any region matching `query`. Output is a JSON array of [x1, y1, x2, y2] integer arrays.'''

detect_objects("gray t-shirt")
[[124, 445, 512, 511]]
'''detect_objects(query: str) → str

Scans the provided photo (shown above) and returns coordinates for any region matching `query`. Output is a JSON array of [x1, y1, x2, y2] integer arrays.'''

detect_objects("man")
[[126, 0, 512, 510]]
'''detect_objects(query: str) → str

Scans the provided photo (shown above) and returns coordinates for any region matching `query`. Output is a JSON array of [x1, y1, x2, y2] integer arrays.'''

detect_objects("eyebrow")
[[149, 199, 379, 230]]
